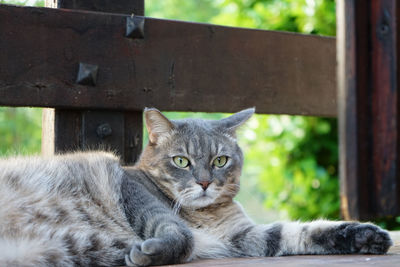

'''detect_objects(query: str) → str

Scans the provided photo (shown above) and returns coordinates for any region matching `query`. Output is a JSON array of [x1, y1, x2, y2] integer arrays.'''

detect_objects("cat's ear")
[[215, 107, 255, 136], [144, 108, 174, 145]]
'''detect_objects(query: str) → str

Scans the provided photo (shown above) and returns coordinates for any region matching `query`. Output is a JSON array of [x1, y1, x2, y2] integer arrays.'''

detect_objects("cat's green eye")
[[173, 156, 190, 168], [213, 156, 228, 168]]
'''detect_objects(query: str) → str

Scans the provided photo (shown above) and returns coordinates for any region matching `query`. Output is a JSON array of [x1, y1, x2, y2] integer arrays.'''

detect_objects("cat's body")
[[0, 108, 393, 266]]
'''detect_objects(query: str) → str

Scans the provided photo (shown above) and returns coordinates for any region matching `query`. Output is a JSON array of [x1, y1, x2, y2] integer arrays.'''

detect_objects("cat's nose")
[[197, 180, 211, 191]]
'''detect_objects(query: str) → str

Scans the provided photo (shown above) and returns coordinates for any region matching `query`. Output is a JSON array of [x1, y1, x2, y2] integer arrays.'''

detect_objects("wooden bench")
[[0, 0, 398, 223]]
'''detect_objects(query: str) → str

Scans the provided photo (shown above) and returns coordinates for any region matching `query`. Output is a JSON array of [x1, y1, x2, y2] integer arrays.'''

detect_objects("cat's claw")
[[352, 224, 393, 254], [125, 238, 168, 267]]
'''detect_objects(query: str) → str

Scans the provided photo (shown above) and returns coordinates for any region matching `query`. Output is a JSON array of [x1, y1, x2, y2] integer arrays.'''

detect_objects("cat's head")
[[139, 108, 254, 209]]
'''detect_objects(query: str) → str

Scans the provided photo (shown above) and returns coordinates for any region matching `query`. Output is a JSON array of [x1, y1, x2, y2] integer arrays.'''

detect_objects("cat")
[[0, 108, 393, 267]]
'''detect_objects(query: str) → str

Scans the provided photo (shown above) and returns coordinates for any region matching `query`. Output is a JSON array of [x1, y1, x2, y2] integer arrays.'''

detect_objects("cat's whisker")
[[174, 197, 185, 214], [172, 202, 181, 215], [172, 188, 194, 214], [172, 193, 184, 214]]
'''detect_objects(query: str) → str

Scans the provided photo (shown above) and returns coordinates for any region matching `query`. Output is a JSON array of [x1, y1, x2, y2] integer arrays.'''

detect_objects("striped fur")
[[0, 152, 192, 266], [0, 108, 393, 266]]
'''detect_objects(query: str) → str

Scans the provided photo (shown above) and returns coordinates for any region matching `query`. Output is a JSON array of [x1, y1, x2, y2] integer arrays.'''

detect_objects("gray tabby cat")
[[0, 108, 393, 266]]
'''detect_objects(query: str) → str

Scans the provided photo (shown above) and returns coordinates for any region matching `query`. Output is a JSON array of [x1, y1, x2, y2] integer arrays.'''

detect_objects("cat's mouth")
[[182, 189, 219, 209], [195, 191, 209, 199], [194, 190, 215, 200], [178, 186, 220, 208]]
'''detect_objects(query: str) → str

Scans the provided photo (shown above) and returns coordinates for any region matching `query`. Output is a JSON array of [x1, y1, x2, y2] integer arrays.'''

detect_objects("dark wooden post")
[[337, 0, 400, 220], [42, 0, 144, 165]]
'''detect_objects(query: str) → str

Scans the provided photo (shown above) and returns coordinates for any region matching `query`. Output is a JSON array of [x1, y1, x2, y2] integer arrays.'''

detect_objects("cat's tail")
[[0, 237, 73, 267]]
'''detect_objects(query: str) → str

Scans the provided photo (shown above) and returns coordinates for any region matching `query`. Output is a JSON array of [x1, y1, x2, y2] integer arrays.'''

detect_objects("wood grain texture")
[[337, 0, 400, 220], [0, 4, 336, 116], [369, 0, 400, 219]]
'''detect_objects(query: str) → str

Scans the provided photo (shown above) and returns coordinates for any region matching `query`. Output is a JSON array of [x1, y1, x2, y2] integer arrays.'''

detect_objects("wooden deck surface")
[[160, 232, 400, 267]]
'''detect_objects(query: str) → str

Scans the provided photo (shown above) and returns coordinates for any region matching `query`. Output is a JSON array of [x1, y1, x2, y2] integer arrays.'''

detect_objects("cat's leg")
[[121, 173, 194, 266], [228, 220, 393, 257], [279, 220, 393, 255]]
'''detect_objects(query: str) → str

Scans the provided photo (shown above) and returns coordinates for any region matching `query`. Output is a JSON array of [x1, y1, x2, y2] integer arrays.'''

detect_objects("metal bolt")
[[380, 23, 389, 35], [126, 16, 145, 39], [76, 63, 99, 86], [97, 123, 112, 138]]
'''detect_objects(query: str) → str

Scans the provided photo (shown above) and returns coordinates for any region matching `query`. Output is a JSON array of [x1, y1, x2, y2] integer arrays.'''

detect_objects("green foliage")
[[0, 0, 26, 4], [0, 0, 44, 7], [241, 116, 339, 221], [0, 108, 42, 155], [211, 0, 336, 36], [147, 0, 336, 36], [146, 0, 219, 23]]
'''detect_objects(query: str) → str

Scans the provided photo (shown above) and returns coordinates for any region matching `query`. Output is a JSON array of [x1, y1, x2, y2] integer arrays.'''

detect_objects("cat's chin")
[[186, 192, 218, 209]]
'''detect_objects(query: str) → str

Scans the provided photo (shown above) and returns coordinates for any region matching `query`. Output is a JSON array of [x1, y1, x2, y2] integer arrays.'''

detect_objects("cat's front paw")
[[312, 222, 393, 255], [125, 236, 192, 267], [352, 223, 393, 254], [125, 238, 166, 267]]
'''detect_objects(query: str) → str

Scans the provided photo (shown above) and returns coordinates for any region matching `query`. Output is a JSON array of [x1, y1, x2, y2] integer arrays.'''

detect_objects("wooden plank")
[[40, 0, 143, 165], [0, 4, 336, 116], [337, 0, 400, 220]]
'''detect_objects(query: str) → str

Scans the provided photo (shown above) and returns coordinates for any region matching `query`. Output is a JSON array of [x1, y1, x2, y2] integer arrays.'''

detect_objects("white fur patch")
[[189, 229, 231, 260]]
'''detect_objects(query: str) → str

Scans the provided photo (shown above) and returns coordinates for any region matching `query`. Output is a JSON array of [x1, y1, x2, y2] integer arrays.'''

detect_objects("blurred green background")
[[1, 0, 399, 229]]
